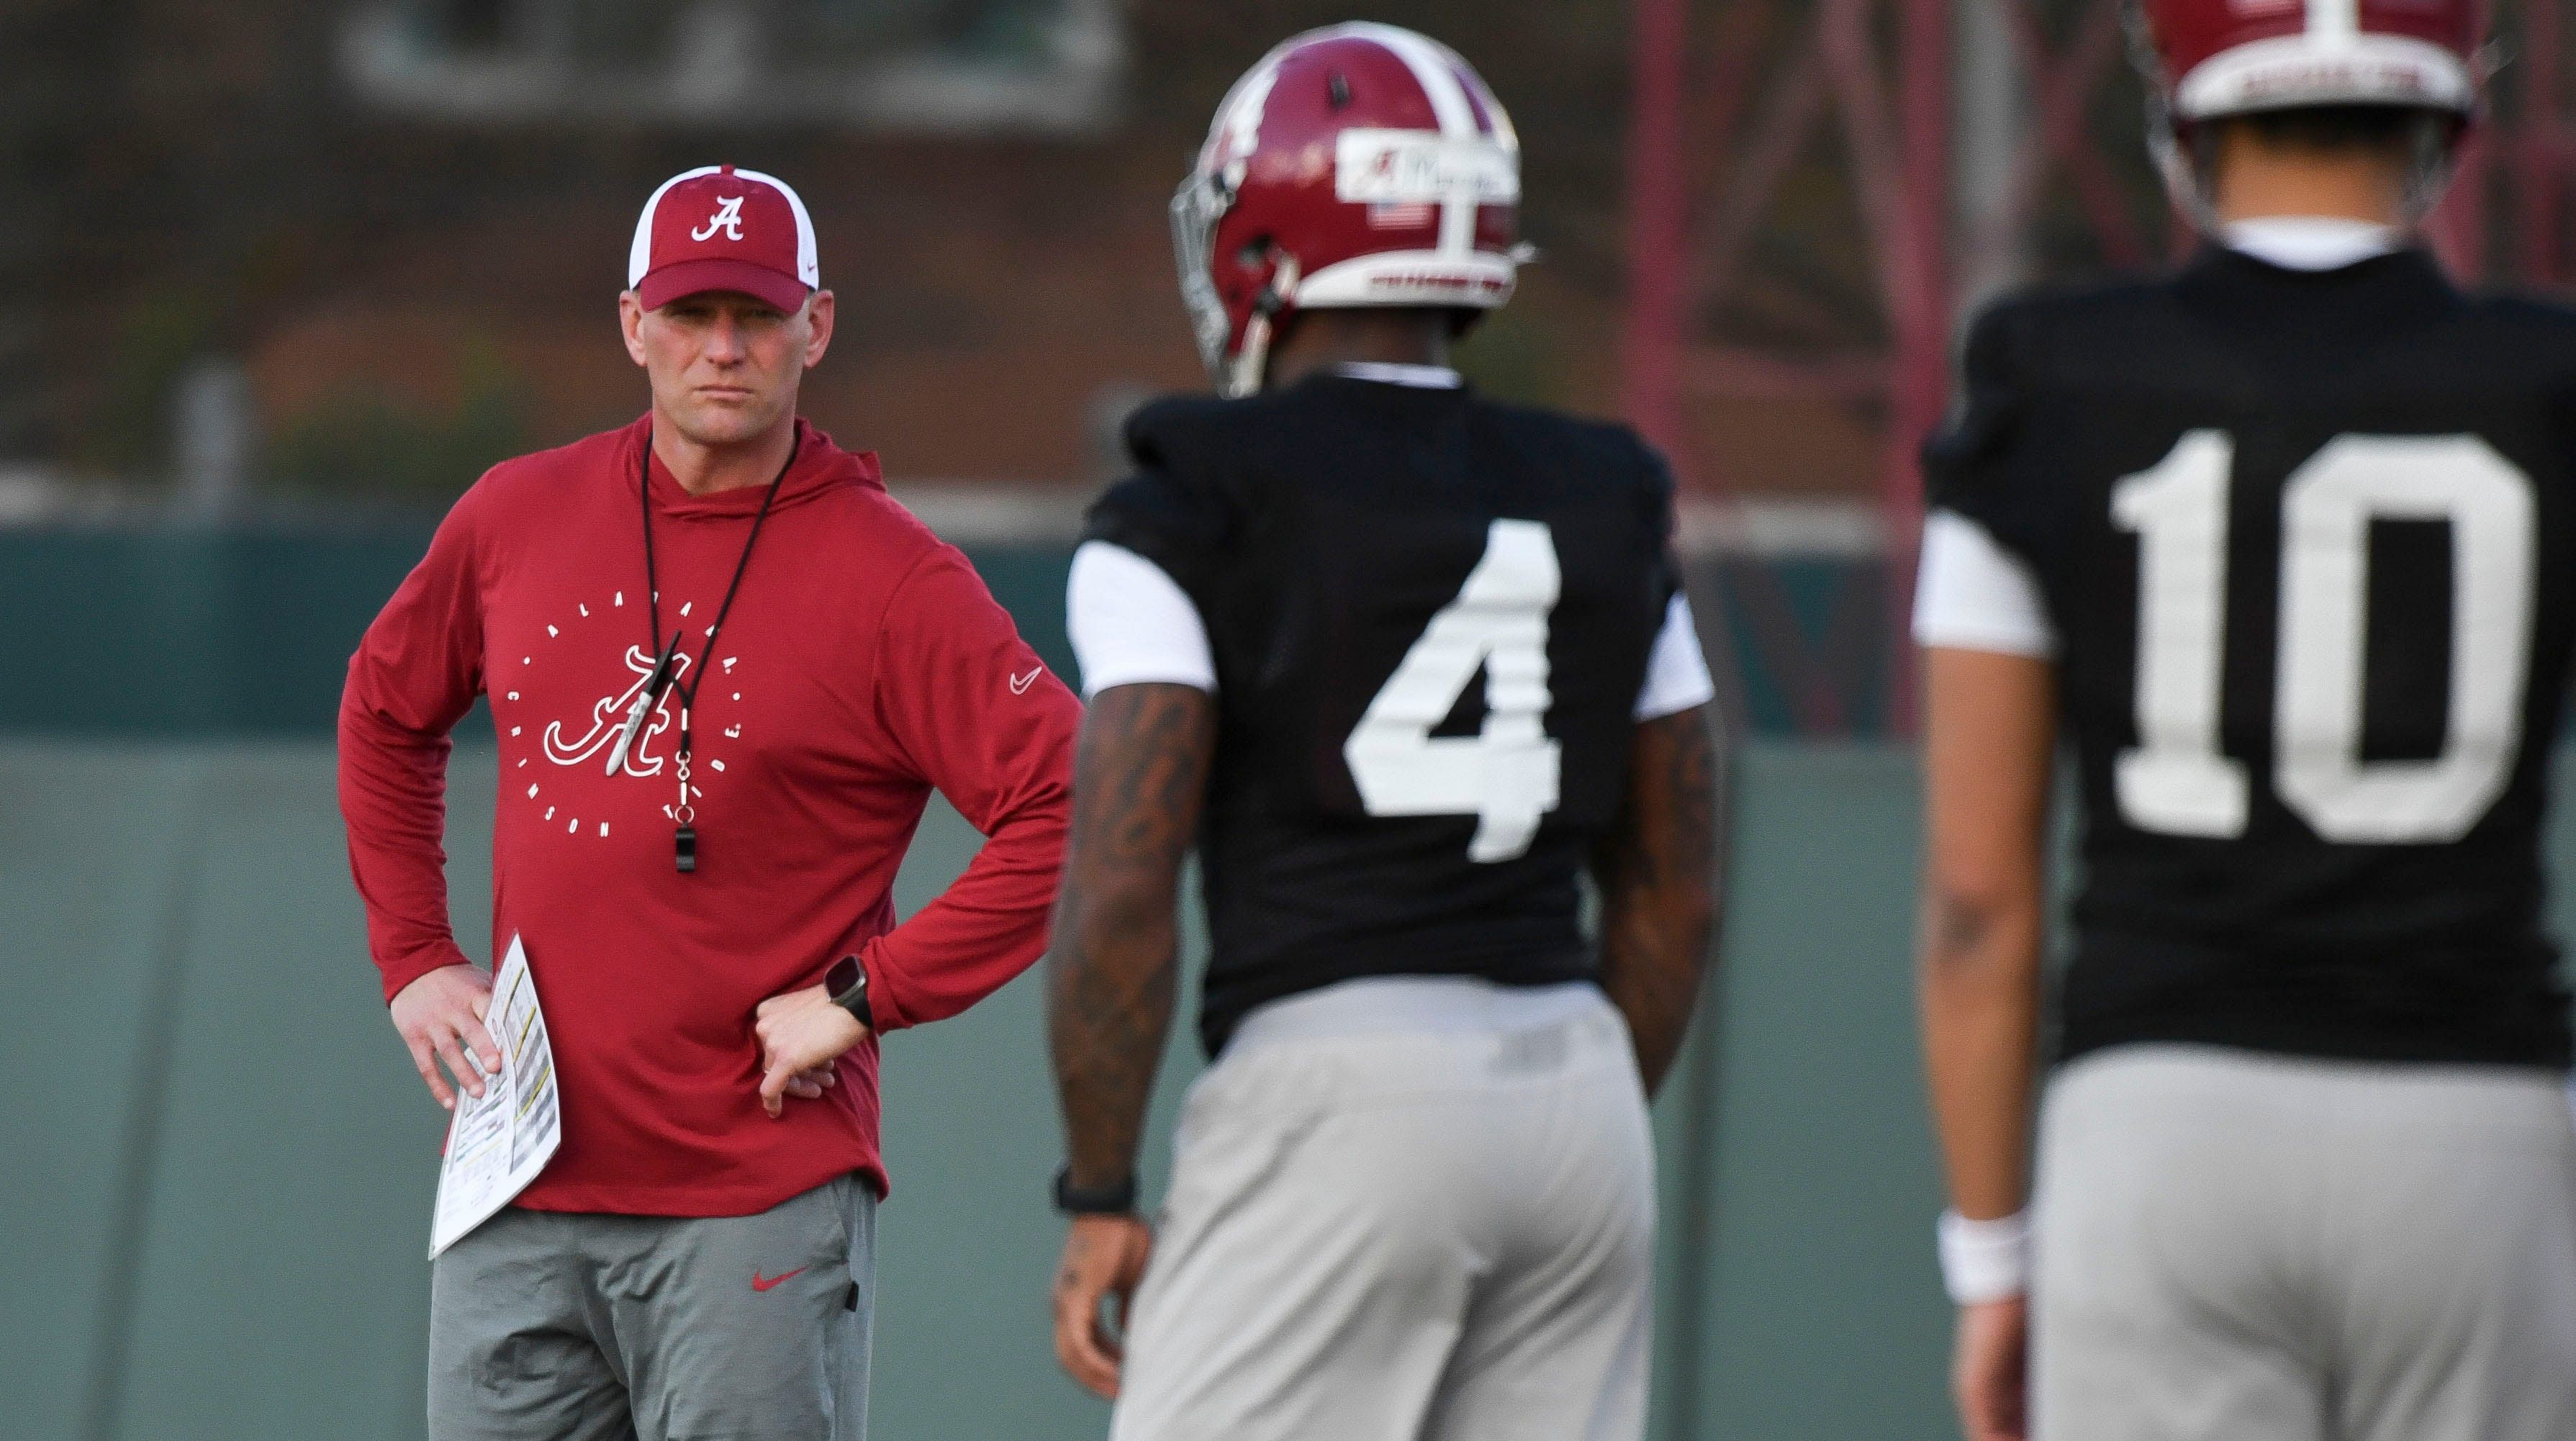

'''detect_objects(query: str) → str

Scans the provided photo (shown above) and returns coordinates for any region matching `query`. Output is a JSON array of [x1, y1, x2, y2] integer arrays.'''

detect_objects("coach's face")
[[620, 288, 836, 448]]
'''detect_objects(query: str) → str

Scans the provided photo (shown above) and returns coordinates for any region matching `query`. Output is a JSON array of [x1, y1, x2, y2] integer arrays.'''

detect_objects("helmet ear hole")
[[1237, 239, 1273, 271]]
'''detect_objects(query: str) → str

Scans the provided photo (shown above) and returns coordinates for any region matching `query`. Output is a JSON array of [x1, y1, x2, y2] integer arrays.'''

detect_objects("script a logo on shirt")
[[544, 645, 692, 777], [501, 588, 750, 842]]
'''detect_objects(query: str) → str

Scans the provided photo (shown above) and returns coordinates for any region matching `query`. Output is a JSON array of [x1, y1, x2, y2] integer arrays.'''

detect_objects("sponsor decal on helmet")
[[2234, 59, 2445, 104], [1365, 271, 1512, 294], [1334, 131, 1519, 207]]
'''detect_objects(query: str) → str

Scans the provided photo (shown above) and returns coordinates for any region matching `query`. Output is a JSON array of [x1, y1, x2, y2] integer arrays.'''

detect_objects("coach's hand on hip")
[[752, 986, 867, 1118], [390, 963, 504, 1110]]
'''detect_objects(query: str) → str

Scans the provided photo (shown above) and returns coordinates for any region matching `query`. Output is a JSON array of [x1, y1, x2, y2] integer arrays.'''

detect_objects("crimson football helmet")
[[1172, 24, 1525, 397], [2130, 0, 2487, 222]]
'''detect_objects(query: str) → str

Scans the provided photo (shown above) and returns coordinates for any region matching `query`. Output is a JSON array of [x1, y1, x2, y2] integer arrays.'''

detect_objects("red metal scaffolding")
[[1627, 0, 2576, 735]]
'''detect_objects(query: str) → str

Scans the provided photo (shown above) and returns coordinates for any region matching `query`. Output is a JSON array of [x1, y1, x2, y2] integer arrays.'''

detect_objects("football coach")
[[338, 164, 1081, 1440]]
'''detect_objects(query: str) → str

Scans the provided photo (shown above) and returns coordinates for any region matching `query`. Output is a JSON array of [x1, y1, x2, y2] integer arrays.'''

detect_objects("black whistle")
[[674, 826, 697, 874]]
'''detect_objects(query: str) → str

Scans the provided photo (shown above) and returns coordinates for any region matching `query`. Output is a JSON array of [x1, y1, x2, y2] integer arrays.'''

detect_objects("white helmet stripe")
[[1350, 24, 1478, 137], [2308, 0, 2360, 42], [1340, 24, 1482, 256], [1459, 64, 1519, 150], [1205, 51, 1288, 171]]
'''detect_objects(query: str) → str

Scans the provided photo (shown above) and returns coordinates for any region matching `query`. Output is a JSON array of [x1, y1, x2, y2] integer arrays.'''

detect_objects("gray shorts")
[[1111, 980, 1656, 1441], [428, 1173, 876, 1441], [2033, 1046, 2576, 1441]]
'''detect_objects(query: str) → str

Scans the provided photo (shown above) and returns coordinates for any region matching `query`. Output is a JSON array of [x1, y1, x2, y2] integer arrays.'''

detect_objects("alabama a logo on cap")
[[692, 195, 746, 243]]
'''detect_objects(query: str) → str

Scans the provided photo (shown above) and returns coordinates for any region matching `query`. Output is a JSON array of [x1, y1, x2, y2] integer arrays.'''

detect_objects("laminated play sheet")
[[428, 935, 561, 1259]]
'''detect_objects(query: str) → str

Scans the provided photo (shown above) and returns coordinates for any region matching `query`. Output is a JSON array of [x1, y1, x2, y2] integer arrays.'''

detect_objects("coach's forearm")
[[862, 798, 1070, 1032], [1047, 684, 1216, 1192], [340, 695, 474, 1003], [1591, 705, 1724, 1095]]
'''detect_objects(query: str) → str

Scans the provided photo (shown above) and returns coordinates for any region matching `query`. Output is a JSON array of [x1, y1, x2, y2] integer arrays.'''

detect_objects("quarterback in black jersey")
[[1917, 3, 2576, 1440], [1038, 25, 1722, 1441]]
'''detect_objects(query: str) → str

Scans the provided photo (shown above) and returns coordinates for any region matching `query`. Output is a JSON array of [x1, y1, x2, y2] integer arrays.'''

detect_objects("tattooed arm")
[[1047, 681, 1216, 1399], [1048, 681, 1216, 1191], [1589, 704, 1726, 1096]]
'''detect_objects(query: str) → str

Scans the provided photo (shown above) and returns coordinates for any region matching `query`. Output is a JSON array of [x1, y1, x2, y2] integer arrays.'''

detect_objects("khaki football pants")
[[1110, 982, 1656, 1441], [2033, 1046, 2576, 1441]]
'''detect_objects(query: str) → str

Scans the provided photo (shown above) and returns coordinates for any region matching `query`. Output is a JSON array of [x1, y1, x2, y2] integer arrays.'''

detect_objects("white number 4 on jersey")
[[1345, 519, 1563, 863]]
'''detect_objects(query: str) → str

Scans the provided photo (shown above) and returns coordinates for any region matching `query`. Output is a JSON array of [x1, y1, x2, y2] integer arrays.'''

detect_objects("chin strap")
[[1224, 253, 1301, 399]]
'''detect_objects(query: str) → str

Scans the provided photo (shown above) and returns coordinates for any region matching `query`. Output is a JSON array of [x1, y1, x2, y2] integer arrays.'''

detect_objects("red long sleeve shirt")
[[338, 415, 1079, 1214]]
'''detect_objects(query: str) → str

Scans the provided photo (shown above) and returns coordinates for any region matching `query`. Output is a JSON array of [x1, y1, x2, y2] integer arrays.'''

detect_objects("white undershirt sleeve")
[[1072, 540, 1722, 718], [1635, 592, 1719, 721], [1065, 541, 1219, 697], [1912, 510, 2057, 659]]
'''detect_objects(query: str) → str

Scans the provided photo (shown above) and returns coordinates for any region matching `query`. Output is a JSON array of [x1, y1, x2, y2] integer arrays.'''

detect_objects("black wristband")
[[1052, 1165, 1138, 1216]]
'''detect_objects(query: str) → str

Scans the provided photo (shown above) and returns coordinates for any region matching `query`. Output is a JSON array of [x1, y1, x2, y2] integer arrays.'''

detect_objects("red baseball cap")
[[626, 165, 819, 314]]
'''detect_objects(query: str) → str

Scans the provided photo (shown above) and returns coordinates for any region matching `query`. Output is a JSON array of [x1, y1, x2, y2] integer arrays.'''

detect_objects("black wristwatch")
[[823, 954, 875, 1031], [1052, 1165, 1138, 1217]]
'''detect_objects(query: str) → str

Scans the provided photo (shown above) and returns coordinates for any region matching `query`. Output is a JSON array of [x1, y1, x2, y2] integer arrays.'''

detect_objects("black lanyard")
[[625, 431, 798, 872]]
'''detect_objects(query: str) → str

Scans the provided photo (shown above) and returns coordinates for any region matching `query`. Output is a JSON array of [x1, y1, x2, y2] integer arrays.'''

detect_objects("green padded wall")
[[1655, 748, 1951, 1440], [0, 532, 1075, 738]]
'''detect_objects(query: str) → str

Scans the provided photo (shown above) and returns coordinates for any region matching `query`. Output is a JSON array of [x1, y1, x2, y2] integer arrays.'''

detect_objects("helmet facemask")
[[1169, 161, 1307, 399], [1226, 253, 1299, 399], [1170, 164, 1239, 389]]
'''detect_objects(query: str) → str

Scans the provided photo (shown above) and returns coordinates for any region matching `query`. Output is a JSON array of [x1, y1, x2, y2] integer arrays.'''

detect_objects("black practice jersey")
[[1086, 374, 1684, 1054], [1928, 246, 2576, 1069]]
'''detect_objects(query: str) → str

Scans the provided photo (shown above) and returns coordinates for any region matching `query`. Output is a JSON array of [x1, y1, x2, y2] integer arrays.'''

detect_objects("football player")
[[1917, 2, 2576, 1439], [1039, 24, 1725, 1441]]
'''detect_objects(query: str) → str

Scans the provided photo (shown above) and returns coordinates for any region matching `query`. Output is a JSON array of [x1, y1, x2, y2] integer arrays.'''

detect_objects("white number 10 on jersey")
[[1345, 519, 1563, 862], [2113, 430, 2534, 844]]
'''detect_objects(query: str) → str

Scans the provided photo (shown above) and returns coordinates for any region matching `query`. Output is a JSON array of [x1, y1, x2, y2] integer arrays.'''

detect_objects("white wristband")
[[1937, 1208, 2032, 1304]]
